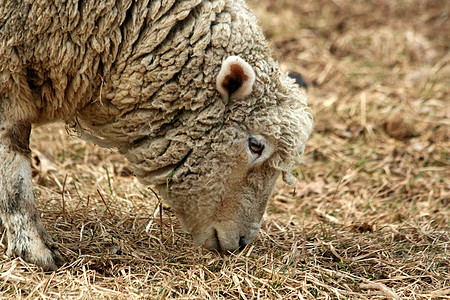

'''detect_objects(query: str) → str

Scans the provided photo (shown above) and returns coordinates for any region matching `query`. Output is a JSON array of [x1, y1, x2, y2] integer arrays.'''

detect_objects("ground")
[[1, 0, 448, 299]]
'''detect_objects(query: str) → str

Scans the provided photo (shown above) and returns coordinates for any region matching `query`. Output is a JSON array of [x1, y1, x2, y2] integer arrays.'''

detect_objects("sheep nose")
[[238, 236, 248, 251], [196, 224, 260, 252]]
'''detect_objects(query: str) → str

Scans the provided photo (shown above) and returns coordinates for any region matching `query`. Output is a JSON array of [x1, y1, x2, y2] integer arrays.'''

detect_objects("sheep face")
[[151, 57, 312, 252], [160, 128, 281, 251]]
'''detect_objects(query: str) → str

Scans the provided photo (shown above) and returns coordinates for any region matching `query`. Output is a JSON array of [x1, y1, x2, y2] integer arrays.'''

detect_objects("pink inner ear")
[[221, 64, 249, 96], [230, 64, 249, 81]]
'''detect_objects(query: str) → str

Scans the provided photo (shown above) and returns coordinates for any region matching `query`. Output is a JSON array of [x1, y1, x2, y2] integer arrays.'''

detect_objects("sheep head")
[[126, 56, 313, 252]]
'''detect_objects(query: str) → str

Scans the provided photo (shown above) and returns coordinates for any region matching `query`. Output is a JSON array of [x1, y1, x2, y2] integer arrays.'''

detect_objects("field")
[[1, 0, 449, 299]]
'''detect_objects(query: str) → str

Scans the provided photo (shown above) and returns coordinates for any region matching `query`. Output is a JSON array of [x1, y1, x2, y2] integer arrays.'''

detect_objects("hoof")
[[8, 237, 65, 271]]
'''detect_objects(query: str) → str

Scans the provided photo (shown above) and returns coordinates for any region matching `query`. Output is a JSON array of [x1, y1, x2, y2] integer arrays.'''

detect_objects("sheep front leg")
[[0, 120, 64, 270]]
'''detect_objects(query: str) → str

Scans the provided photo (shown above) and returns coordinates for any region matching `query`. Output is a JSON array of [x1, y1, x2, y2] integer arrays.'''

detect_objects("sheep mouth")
[[195, 228, 223, 252], [204, 228, 222, 251], [203, 228, 247, 254]]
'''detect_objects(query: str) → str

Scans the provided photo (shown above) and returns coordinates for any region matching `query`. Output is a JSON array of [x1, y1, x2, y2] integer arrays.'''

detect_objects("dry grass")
[[1, 0, 449, 298]]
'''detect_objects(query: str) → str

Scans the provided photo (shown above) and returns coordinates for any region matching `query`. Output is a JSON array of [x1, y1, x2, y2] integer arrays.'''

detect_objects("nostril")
[[238, 236, 247, 251]]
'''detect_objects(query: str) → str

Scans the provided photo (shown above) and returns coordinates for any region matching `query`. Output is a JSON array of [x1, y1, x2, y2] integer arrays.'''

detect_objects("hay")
[[1, 0, 449, 298]]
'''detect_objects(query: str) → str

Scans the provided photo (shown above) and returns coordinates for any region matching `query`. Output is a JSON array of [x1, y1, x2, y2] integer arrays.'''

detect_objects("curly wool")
[[0, 0, 312, 188]]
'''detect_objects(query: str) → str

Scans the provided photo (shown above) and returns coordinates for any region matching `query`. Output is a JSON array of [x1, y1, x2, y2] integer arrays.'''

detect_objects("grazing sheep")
[[0, 0, 313, 270]]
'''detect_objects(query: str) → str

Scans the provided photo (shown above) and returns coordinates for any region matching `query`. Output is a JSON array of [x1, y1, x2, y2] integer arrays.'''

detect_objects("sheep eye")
[[248, 137, 264, 155]]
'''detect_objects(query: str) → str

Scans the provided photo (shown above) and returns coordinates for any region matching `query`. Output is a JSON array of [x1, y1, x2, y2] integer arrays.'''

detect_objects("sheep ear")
[[216, 56, 256, 101]]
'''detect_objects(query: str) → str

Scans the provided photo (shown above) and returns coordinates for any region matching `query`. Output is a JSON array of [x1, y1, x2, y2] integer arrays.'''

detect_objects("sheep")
[[0, 0, 313, 270]]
